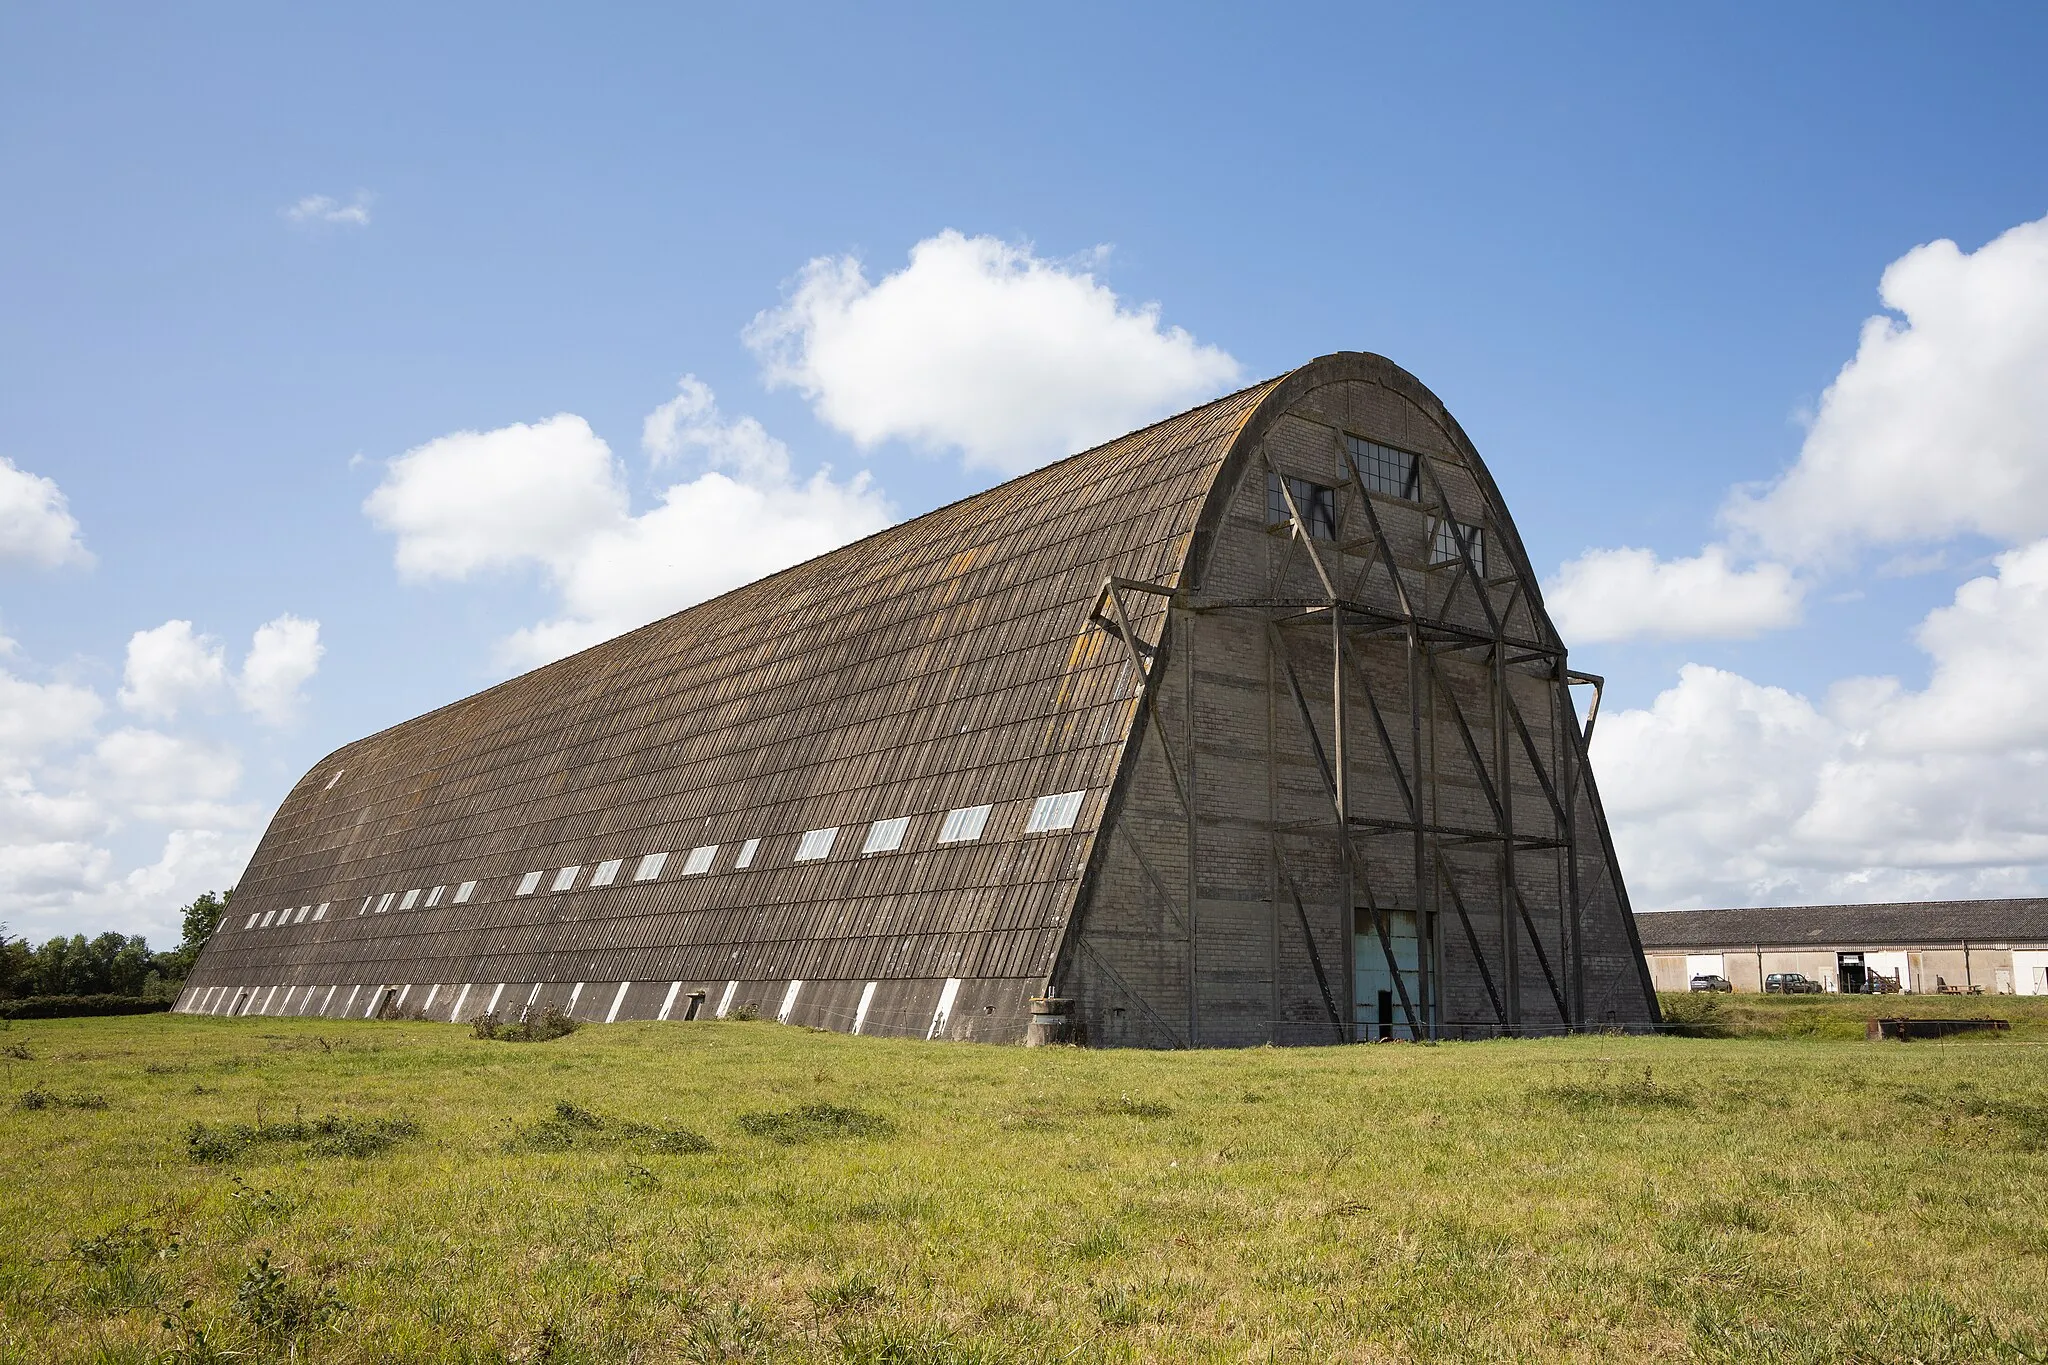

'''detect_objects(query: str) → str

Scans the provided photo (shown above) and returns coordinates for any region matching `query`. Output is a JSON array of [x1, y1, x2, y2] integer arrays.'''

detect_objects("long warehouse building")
[[177, 351, 1659, 1044]]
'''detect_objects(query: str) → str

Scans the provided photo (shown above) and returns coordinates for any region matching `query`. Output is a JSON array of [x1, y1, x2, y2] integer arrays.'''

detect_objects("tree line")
[[0, 891, 229, 1001]]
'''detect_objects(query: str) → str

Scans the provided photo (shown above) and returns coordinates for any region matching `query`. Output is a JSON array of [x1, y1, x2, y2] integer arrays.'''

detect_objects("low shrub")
[[471, 1007, 580, 1042], [735, 1102, 894, 1145], [16, 1087, 109, 1111], [0, 994, 172, 1020], [235, 1249, 341, 1341], [503, 1099, 714, 1155], [186, 1110, 422, 1163]]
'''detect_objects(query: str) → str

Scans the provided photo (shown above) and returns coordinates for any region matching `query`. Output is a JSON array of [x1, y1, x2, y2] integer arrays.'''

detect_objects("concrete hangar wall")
[[179, 352, 1659, 1045], [1638, 900, 2048, 996]]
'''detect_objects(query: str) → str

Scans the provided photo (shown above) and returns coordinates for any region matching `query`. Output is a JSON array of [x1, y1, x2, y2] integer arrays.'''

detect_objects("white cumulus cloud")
[[236, 615, 324, 726], [284, 191, 374, 227], [0, 669, 103, 756], [1597, 538, 2048, 908], [746, 230, 1242, 474], [366, 415, 628, 581], [368, 381, 893, 666], [0, 457, 91, 568], [1546, 545, 1803, 643], [1726, 213, 2048, 562], [117, 616, 324, 726], [118, 620, 228, 719]]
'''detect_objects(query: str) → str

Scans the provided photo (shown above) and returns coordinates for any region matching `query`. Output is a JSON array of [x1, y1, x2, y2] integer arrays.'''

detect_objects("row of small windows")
[[1266, 469, 1487, 577], [239, 791, 1086, 933]]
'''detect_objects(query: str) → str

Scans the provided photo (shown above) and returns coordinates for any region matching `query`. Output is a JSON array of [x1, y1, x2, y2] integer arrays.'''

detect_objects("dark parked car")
[[1765, 972, 1823, 994], [1689, 974, 1734, 992]]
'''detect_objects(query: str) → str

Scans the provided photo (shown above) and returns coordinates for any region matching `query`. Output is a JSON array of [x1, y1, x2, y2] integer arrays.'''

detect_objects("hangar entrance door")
[[1838, 952, 1867, 994], [1355, 909, 1426, 1041]]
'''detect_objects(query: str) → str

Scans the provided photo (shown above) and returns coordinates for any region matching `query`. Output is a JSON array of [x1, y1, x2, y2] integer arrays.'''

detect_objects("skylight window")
[[359, 896, 374, 915], [633, 852, 667, 881], [426, 885, 445, 907], [1267, 472, 1336, 541], [794, 827, 838, 861], [551, 866, 580, 893], [1025, 790, 1086, 834], [375, 893, 395, 913], [294, 906, 311, 923], [313, 903, 329, 921], [245, 913, 259, 930], [452, 881, 476, 904], [516, 871, 543, 896], [682, 845, 717, 875], [398, 889, 421, 910], [590, 858, 622, 887], [734, 838, 759, 869], [324, 768, 344, 790], [1428, 517, 1487, 577], [1346, 435, 1422, 501], [861, 818, 909, 854], [260, 910, 276, 927], [938, 804, 992, 843]]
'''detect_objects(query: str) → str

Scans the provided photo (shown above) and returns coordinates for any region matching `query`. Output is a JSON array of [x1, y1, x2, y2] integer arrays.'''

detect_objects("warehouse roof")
[[190, 365, 1302, 996], [1635, 900, 2048, 950]]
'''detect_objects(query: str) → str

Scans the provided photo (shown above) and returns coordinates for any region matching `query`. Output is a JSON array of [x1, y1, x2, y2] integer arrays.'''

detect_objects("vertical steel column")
[[1495, 639, 1520, 1031], [1563, 660, 1584, 1025], [1333, 603, 1353, 1041], [1184, 606, 1199, 1048], [1268, 620, 1282, 1043]]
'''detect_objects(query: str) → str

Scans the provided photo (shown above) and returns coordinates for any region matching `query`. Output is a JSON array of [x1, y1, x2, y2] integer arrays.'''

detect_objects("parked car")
[[1689, 974, 1734, 993], [1765, 972, 1823, 994]]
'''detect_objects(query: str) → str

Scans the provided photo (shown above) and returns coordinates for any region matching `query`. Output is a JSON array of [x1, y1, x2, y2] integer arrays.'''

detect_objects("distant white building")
[[1637, 900, 2048, 995]]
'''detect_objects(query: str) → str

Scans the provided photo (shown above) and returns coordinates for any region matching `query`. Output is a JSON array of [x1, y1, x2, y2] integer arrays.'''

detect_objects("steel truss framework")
[[1084, 421, 1631, 1043]]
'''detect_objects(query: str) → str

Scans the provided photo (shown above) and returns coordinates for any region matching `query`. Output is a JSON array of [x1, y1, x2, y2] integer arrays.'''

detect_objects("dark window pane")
[[1269, 472, 1336, 540], [1345, 436, 1421, 501]]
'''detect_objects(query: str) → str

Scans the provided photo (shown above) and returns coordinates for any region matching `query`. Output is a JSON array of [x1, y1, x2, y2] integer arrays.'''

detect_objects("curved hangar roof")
[[183, 352, 1638, 1039]]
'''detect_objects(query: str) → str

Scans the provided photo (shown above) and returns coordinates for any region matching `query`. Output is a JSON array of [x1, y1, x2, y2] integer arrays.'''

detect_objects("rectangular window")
[[294, 906, 311, 924], [1345, 435, 1422, 501], [313, 903, 329, 921], [634, 852, 667, 881], [682, 845, 717, 875], [1266, 472, 1337, 541], [245, 913, 259, 930], [1428, 518, 1487, 577], [938, 804, 992, 843], [398, 889, 421, 910], [794, 827, 838, 861], [258, 911, 274, 927], [734, 838, 759, 869], [861, 817, 909, 854], [550, 866, 580, 893], [375, 893, 395, 913], [359, 896, 374, 915], [1025, 790, 1086, 834], [426, 885, 445, 907], [589, 858, 623, 887], [515, 871, 543, 896], [452, 881, 476, 904]]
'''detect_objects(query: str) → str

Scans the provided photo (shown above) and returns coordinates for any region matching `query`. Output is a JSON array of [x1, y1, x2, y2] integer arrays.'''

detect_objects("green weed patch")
[[503, 1099, 714, 1155], [733, 1101, 893, 1145], [185, 1110, 421, 1162], [15, 1087, 109, 1111]]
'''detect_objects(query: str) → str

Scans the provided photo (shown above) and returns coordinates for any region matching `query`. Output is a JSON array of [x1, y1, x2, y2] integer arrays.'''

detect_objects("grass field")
[[4, 999, 2048, 1364]]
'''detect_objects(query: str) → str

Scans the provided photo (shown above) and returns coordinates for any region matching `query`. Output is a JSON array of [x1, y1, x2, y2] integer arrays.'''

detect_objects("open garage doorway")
[[1355, 908, 1427, 1041]]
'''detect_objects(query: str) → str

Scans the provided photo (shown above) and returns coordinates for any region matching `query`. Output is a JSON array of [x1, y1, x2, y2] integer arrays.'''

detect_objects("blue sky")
[[5, 3, 2048, 941]]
